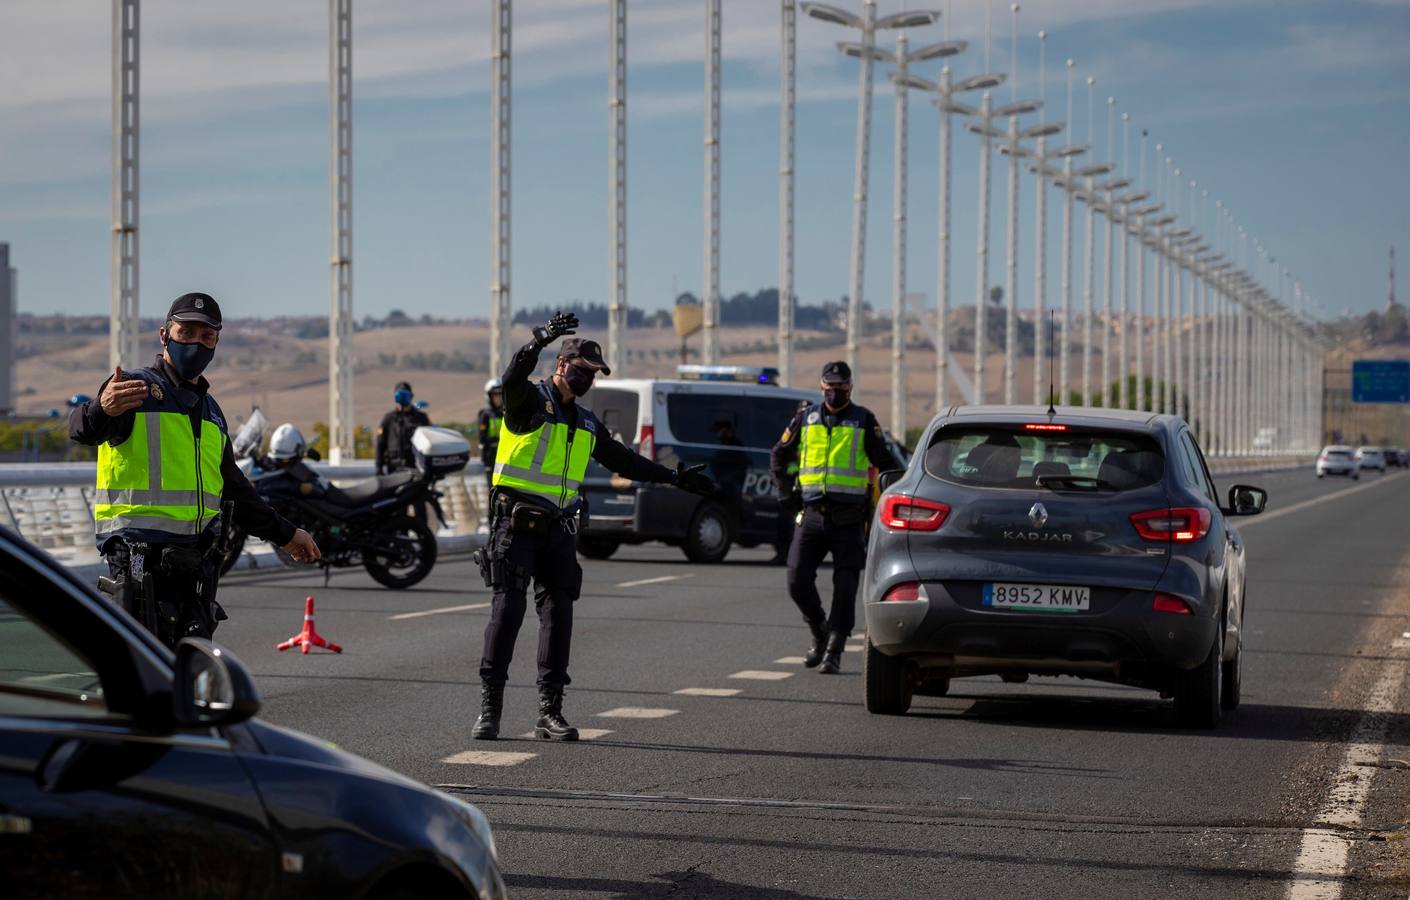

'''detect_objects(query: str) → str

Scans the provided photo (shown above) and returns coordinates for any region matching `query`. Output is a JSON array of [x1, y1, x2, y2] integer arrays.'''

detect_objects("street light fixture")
[[803, 0, 939, 374], [893, 57, 1001, 411]]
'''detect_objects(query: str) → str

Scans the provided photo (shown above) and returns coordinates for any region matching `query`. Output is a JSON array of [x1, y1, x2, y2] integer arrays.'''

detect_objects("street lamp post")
[[703, 0, 721, 363], [895, 65, 999, 412], [779, 0, 796, 385], [802, 1, 939, 375]]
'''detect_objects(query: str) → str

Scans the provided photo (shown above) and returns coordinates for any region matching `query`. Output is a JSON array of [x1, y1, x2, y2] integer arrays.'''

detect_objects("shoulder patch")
[[545, 400, 553, 415], [149, 383, 163, 401], [780, 427, 791, 443], [807, 411, 820, 425]]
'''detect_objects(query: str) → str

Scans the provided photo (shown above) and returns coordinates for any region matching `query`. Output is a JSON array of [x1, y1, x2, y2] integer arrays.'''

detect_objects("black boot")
[[803, 618, 830, 668], [472, 683, 504, 740], [818, 632, 847, 674], [534, 686, 579, 741]]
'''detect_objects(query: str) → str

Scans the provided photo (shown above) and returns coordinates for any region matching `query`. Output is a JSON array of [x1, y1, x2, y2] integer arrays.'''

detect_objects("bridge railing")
[[0, 461, 492, 565]]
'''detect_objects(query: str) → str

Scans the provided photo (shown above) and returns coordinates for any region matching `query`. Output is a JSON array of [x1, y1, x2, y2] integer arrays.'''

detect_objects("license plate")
[[983, 582, 1090, 612]]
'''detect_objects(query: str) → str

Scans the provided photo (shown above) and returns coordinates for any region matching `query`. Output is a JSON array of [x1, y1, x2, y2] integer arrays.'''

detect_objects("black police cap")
[[821, 360, 852, 384], [166, 292, 223, 330], [559, 338, 612, 377]]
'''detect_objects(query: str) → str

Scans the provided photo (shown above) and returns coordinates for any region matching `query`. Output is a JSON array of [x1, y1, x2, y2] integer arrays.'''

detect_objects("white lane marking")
[[675, 687, 742, 697], [729, 670, 794, 681], [615, 573, 695, 588], [1286, 656, 1408, 899], [595, 707, 679, 719], [844, 644, 864, 653], [441, 750, 538, 766], [518, 728, 616, 740], [774, 656, 807, 665], [1240, 470, 1410, 530], [389, 602, 491, 621]]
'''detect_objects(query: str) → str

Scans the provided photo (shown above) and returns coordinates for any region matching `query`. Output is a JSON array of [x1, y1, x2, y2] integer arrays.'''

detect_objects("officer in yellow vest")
[[770, 361, 903, 674], [472, 312, 715, 741], [477, 377, 505, 492], [69, 293, 320, 646]]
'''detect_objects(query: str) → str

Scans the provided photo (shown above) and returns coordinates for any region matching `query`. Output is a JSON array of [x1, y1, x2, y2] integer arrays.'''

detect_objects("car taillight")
[[1129, 507, 1212, 543], [883, 582, 922, 602], [637, 424, 654, 461], [878, 495, 950, 532], [1152, 592, 1192, 614]]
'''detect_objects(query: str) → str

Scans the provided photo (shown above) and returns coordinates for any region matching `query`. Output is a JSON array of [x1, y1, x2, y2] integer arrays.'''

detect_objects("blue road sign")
[[1352, 360, 1410, 403]]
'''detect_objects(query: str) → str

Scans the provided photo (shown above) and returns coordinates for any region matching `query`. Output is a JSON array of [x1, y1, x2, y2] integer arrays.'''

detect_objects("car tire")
[[864, 637, 912, 715], [576, 535, 620, 560], [1221, 633, 1242, 712], [1174, 622, 1223, 729], [682, 502, 732, 564]]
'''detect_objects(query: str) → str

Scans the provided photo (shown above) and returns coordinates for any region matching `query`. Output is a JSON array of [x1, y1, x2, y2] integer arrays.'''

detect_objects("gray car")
[[861, 406, 1267, 729]]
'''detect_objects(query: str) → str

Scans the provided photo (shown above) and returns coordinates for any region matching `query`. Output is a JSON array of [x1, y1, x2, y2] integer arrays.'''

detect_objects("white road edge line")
[[1285, 655, 1408, 899], [1239, 471, 1410, 529], [615, 573, 695, 588], [389, 602, 491, 621]]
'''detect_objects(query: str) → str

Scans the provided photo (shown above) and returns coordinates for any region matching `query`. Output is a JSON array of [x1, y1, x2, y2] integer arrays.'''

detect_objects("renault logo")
[[1028, 502, 1048, 528]]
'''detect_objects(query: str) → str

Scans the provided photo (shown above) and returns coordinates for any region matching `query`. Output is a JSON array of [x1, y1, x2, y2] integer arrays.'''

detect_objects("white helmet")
[[268, 423, 307, 461], [484, 377, 503, 394]]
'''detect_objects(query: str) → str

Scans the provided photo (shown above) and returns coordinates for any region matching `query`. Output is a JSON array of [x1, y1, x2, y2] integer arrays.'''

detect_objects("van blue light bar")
[[676, 365, 780, 385]]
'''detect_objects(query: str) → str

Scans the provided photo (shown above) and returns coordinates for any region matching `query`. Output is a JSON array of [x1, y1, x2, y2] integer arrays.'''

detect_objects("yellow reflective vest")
[[797, 405, 871, 503], [492, 384, 597, 508], [94, 369, 228, 543]]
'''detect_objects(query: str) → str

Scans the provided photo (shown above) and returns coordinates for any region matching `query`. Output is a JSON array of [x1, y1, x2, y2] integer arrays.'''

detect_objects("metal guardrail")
[[0, 460, 492, 565]]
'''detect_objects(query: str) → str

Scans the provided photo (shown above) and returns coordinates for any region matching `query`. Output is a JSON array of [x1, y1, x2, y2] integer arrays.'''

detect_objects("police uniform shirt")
[[69, 355, 296, 548], [769, 401, 903, 498]]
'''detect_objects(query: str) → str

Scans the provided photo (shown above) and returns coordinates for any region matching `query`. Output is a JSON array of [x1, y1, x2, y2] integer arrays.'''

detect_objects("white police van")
[[577, 366, 816, 563]]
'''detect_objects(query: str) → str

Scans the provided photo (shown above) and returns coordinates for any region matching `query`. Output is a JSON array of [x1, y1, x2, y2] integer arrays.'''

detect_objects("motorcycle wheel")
[[363, 515, 438, 589], [218, 529, 248, 577]]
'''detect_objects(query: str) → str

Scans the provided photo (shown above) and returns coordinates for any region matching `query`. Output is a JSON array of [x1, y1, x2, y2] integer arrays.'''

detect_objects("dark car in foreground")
[[862, 406, 1266, 728], [0, 526, 506, 900]]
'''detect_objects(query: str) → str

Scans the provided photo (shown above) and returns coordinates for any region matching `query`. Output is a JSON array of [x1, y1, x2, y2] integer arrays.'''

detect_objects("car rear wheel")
[[576, 535, 620, 560], [1174, 622, 1223, 729], [682, 502, 732, 564], [864, 637, 912, 715], [1221, 633, 1242, 711]]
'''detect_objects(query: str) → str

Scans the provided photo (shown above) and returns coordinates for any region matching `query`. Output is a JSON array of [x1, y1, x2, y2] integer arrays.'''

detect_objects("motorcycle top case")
[[411, 426, 472, 476]]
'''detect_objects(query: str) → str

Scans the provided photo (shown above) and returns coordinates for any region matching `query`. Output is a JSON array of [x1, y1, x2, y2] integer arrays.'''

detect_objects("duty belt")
[[492, 490, 582, 533]]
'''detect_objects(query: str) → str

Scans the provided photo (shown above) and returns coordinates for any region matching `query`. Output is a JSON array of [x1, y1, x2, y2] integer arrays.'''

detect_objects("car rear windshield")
[[1324, 449, 1352, 458], [924, 425, 1165, 491]]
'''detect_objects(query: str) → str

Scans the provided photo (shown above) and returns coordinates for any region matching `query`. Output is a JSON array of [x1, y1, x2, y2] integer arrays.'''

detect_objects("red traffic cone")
[[277, 595, 343, 654]]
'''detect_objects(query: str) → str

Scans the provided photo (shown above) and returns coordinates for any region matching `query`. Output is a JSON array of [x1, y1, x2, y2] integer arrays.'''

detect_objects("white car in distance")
[[1356, 446, 1387, 472], [1316, 446, 1358, 479]]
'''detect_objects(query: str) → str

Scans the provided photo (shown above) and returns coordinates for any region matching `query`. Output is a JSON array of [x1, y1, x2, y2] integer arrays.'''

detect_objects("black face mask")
[[824, 389, 850, 409], [164, 337, 216, 381], [562, 366, 595, 398]]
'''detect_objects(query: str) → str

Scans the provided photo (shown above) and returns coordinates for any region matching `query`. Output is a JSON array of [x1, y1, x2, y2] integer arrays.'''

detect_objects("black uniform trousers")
[[102, 538, 219, 641], [786, 504, 867, 636], [478, 515, 583, 689]]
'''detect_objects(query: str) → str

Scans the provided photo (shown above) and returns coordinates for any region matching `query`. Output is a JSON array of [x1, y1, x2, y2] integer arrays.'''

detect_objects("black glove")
[[531, 311, 579, 348], [673, 463, 716, 496]]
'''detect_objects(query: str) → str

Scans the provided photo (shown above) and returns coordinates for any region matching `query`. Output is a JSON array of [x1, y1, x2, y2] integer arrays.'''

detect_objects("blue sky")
[[3, 0, 1408, 323]]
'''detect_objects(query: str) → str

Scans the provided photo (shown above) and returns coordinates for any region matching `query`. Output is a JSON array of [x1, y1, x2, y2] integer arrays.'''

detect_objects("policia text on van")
[[472, 312, 717, 742], [69, 292, 320, 647]]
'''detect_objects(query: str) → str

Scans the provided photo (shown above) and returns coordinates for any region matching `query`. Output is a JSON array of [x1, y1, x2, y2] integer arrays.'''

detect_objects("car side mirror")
[[172, 639, 261, 728], [305, 448, 322, 462], [1226, 484, 1267, 516], [878, 469, 905, 493]]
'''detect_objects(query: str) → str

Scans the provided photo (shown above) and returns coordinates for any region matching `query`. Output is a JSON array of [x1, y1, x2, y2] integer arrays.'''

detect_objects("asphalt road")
[[212, 465, 1410, 899]]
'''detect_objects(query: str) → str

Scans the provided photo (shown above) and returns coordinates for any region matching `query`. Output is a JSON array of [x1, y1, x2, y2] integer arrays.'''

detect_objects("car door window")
[[0, 593, 108, 718], [1178, 432, 1217, 503]]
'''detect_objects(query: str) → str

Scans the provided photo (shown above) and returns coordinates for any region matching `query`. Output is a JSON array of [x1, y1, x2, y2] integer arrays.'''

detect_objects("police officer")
[[375, 381, 432, 475], [69, 293, 321, 646], [477, 377, 504, 492], [770, 361, 903, 674], [473, 312, 716, 741]]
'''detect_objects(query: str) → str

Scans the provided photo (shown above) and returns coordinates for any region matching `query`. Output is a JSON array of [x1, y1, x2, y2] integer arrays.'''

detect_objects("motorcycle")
[[223, 414, 471, 589]]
